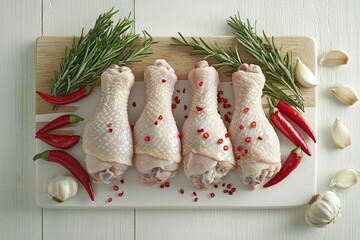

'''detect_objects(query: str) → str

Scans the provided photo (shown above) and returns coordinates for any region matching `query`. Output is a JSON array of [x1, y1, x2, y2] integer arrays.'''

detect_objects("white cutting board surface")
[[35, 36, 317, 208]]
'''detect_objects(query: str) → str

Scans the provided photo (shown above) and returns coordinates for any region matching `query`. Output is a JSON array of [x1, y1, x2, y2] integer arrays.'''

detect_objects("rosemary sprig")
[[172, 33, 243, 75], [50, 8, 155, 97], [172, 15, 305, 111], [227, 13, 304, 111]]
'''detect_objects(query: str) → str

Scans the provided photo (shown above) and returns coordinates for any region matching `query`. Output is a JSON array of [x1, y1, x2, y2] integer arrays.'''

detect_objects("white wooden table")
[[1, 0, 359, 239]]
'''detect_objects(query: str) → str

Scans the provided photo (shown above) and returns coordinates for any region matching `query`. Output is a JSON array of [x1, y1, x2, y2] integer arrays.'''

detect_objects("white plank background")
[[1, 0, 360, 239]]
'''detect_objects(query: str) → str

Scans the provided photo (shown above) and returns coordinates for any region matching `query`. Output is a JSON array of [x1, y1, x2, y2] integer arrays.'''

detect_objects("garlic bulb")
[[44, 175, 78, 203], [329, 83, 359, 106], [305, 191, 341, 228], [331, 117, 351, 149], [330, 168, 360, 189], [294, 57, 319, 88], [320, 50, 349, 67]]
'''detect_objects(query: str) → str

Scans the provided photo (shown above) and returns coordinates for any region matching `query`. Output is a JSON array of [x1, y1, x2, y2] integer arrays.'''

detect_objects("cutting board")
[[35, 36, 317, 208]]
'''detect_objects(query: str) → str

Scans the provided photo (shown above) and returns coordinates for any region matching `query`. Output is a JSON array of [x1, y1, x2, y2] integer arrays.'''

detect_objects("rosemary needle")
[[172, 14, 305, 111], [50, 8, 156, 97]]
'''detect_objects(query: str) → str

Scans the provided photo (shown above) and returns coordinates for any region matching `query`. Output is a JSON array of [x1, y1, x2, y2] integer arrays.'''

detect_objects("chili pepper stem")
[[292, 146, 302, 155], [267, 97, 277, 114], [70, 115, 84, 123], [33, 150, 49, 161]]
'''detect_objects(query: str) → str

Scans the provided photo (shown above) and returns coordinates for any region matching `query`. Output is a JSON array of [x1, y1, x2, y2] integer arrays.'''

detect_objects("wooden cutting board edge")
[[36, 36, 316, 115]]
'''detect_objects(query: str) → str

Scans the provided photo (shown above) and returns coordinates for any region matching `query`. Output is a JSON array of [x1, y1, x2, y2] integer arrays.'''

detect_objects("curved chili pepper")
[[268, 98, 311, 156], [36, 134, 80, 149], [36, 114, 84, 136], [33, 150, 95, 201], [274, 99, 316, 143], [36, 85, 94, 105], [263, 147, 302, 188]]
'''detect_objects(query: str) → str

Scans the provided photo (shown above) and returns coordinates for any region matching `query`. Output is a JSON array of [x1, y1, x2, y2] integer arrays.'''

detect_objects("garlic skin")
[[44, 175, 78, 203], [329, 83, 359, 106], [330, 168, 360, 189], [320, 50, 349, 67], [294, 57, 319, 88], [331, 117, 351, 149], [306, 191, 341, 228]]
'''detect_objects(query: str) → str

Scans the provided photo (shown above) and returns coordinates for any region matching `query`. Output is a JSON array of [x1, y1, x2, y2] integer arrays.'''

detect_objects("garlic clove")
[[44, 175, 78, 203], [320, 50, 349, 67], [294, 57, 319, 88], [330, 168, 360, 189], [305, 191, 341, 228], [329, 83, 359, 106], [331, 117, 351, 149]]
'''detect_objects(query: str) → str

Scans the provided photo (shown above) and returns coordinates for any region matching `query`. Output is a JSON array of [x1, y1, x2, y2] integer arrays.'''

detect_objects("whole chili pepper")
[[33, 150, 95, 201], [273, 99, 316, 143], [36, 84, 94, 105], [263, 147, 302, 188], [36, 114, 84, 136], [268, 98, 311, 156], [36, 134, 81, 149]]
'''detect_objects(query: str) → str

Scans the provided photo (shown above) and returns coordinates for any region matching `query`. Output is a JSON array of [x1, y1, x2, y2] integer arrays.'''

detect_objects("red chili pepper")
[[273, 99, 316, 143], [268, 98, 311, 156], [263, 147, 302, 188], [36, 85, 94, 105], [36, 134, 80, 149], [33, 150, 95, 201], [36, 114, 84, 136]]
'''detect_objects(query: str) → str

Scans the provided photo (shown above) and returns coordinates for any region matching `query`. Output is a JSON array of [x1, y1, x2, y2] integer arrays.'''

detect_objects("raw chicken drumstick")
[[182, 60, 235, 189], [82, 65, 134, 184], [133, 59, 181, 185], [229, 63, 281, 190]]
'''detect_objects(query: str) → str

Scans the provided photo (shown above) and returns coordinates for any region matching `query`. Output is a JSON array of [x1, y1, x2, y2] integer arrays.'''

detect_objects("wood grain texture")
[[36, 36, 315, 114], [135, 0, 360, 239], [41, 1, 136, 240], [43, 209, 134, 240], [1, 0, 360, 239], [0, 0, 42, 240], [136, 209, 324, 240]]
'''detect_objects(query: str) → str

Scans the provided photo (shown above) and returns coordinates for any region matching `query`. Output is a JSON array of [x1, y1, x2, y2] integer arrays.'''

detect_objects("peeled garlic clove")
[[330, 168, 360, 189], [329, 83, 359, 106], [294, 57, 319, 88], [320, 50, 349, 67], [305, 190, 341, 228], [331, 117, 351, 149], [44, 175, 78, 203]]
